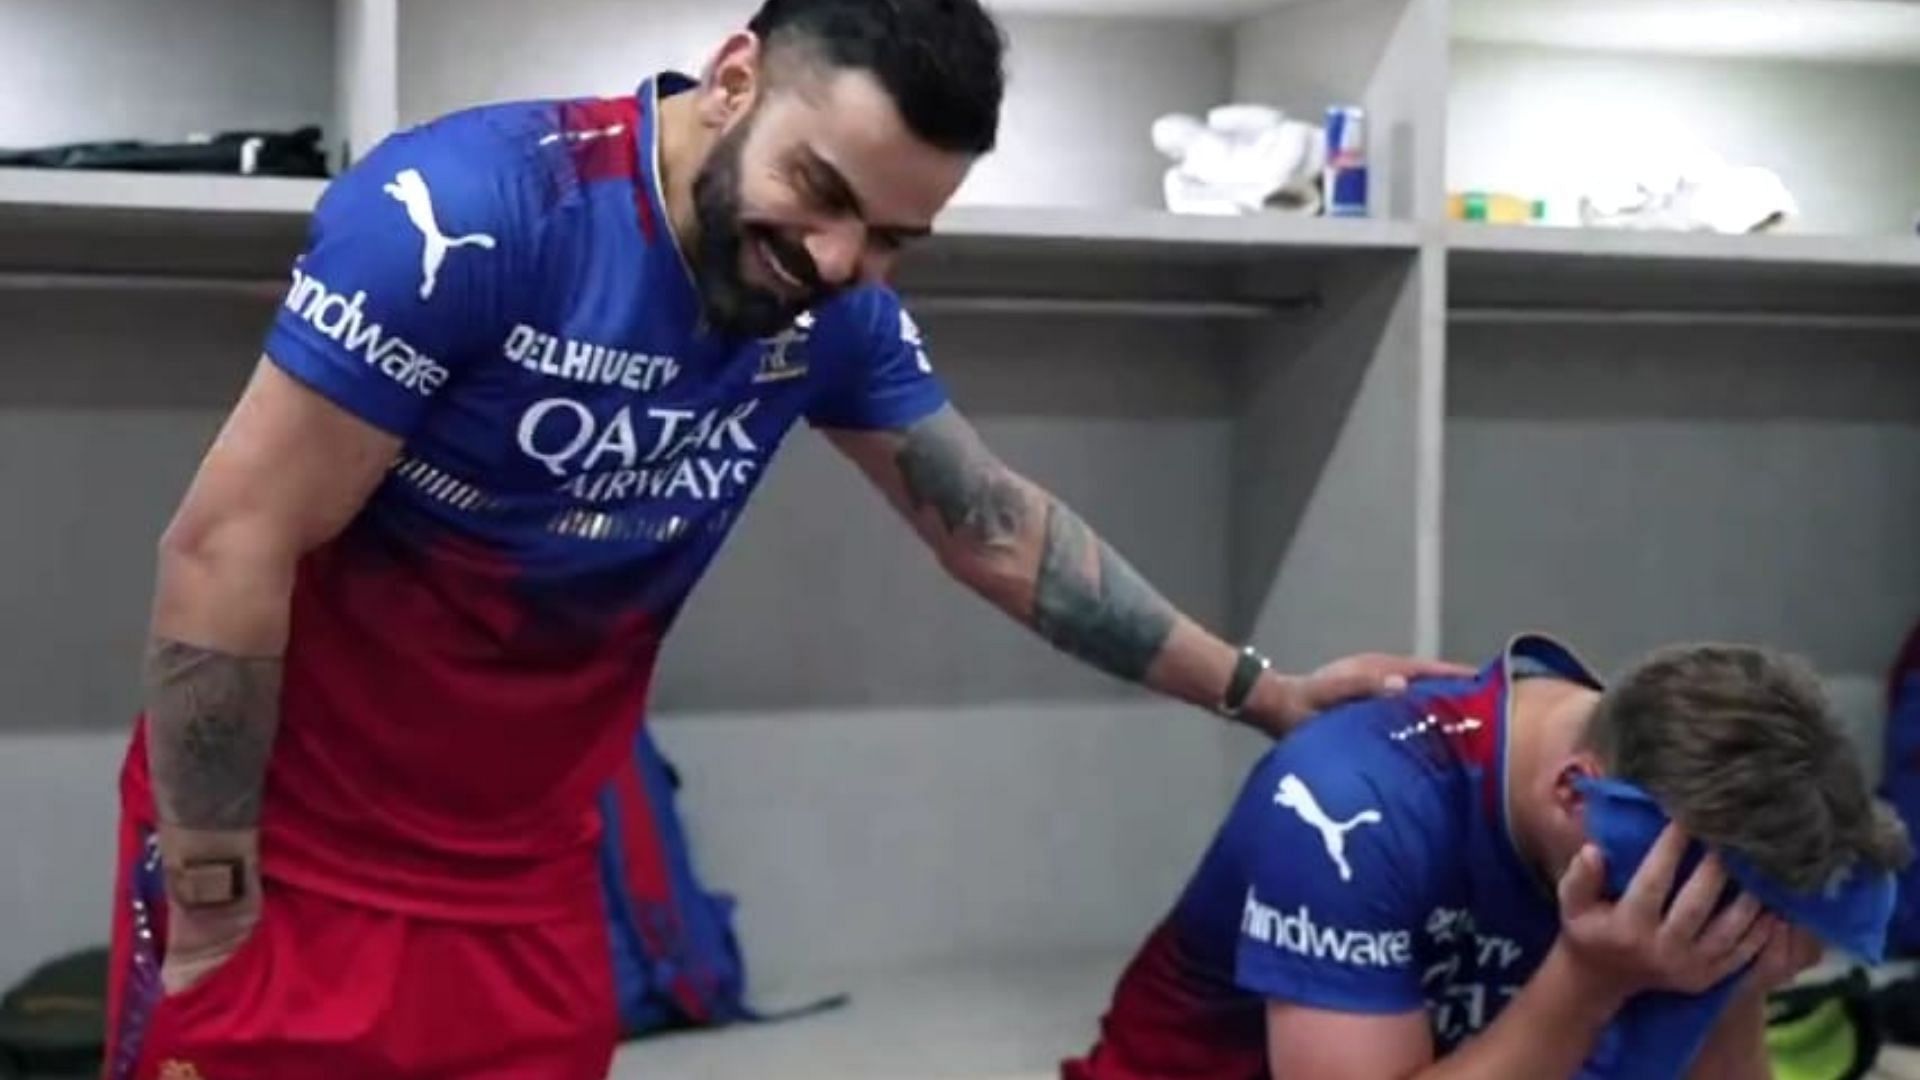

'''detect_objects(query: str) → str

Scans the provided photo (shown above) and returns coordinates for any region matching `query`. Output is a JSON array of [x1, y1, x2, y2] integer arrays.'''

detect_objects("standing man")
[[107, 1, 1462, 1076]]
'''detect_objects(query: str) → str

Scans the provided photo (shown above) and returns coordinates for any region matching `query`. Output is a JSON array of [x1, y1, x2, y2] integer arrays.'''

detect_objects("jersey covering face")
[[254, 73, 946, 922], [1065, 635, 1631, 1080]]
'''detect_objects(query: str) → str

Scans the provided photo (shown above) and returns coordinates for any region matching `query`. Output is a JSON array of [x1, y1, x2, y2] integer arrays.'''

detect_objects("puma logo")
[[1274, 773, 1382, 883], [383, 168, 497, 301]]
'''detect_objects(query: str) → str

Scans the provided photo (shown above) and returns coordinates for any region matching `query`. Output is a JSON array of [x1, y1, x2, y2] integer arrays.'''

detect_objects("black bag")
[[0, 126, 329, 178], [0, 947, 109, 1078]]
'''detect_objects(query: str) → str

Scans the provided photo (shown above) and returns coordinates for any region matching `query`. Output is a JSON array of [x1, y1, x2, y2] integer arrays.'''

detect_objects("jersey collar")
[[636, 72, 701, 291]]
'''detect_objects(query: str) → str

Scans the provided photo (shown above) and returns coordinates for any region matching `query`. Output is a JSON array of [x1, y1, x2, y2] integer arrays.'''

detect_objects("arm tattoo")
[[894, 409, 1030, 554], [144, 638, 283, 830], [1033, 501, 1176, 683]]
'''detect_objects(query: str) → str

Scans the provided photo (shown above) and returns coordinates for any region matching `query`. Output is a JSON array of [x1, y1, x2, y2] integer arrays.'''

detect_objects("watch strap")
[[167, 857, 248, 910], [1220, 645, 1272, 717]]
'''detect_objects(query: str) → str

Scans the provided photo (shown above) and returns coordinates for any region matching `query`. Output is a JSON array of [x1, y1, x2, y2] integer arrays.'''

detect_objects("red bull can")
[[1324, 105, 1369, 217]]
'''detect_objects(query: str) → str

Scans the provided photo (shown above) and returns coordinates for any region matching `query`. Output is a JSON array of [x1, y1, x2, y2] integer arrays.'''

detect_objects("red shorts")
[[103, 782, 619, 1079]]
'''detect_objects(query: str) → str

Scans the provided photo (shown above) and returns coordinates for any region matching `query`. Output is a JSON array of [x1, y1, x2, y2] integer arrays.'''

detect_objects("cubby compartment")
[[1441, 319, 1920, 769], [1448, 0, 1920, 243], [0, 0, 399, 278], [397, 0, 1434, 221]]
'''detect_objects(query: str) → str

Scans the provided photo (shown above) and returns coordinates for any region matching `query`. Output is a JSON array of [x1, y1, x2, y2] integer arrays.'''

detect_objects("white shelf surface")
[[936, 205, 1419, 254], [1448, 222, 1920, 318], [1449, 222, 1920, 272], [611, 952, 1126, 1080], [0, 166, 324, 217]]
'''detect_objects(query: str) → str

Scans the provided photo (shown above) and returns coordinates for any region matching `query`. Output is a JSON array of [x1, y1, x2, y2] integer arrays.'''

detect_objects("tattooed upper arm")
[[823, 405, 1034, 561], [891, 408, 1033, 555]]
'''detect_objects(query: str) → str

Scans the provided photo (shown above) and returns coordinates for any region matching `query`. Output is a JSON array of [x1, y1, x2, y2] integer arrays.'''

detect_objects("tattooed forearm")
[[883, 407, 1174, 684], [144, 638, 283, 831], [1033, 500, 1176, 683], [894, 409, 1031, 554]]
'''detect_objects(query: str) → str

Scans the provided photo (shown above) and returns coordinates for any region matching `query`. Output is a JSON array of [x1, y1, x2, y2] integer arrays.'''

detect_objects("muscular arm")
[[146, 357, 398, 979], [824, 406, 1280, 719], [1266, 944, 1626, 1080]]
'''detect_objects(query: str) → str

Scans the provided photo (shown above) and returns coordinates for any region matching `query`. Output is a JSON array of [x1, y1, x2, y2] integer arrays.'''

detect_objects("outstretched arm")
[[824, 405, 1466, 734]]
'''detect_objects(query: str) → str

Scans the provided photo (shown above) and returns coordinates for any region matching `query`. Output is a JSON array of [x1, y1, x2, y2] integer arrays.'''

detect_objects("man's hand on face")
[[1555, 825, 1773, 1003]]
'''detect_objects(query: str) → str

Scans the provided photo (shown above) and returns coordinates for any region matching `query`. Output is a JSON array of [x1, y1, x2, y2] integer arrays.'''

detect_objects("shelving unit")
[[1441, 0, 1920, 706], [0, 0, 1916, 1076]]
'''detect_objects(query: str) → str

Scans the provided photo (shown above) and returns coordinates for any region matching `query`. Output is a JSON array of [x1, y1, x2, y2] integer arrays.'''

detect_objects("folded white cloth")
[[1580, 150, 1797, 234], [1152, 105, 1325, 216]]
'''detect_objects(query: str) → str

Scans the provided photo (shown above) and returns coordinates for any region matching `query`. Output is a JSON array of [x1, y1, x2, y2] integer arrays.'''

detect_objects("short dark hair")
[[1583, 643, 1912, 891], [747, 0, 1007, 154]]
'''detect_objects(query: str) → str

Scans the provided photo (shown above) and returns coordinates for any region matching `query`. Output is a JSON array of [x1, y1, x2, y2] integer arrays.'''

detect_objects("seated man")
[[1064, 633, 1910, 1080]]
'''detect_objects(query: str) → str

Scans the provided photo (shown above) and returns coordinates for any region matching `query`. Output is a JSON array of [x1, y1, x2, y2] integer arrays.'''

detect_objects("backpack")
[[1878, 618, 1920, 958], [597, 723, 844, 1037], [1763, 968, 1882, 1080], [0, 946, 109, 1078]]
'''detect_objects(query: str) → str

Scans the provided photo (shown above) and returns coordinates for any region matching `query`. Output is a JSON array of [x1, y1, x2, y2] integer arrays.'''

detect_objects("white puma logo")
[[383, 168, 497, 301], [1274, 774, 1382, 883]]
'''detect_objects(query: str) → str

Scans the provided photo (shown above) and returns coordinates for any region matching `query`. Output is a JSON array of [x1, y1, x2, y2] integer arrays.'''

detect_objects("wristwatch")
[[1218, 645, 1273, 718], [166, 856, 249, 910]]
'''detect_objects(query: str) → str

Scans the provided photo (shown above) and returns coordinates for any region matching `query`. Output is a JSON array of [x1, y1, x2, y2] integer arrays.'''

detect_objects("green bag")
[[1765, 968, 1882, 1080], [0, 947, 109, 1079]]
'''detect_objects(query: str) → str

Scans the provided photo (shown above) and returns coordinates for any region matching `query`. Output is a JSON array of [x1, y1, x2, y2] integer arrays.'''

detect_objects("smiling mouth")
[[756, 237, 808, 295]]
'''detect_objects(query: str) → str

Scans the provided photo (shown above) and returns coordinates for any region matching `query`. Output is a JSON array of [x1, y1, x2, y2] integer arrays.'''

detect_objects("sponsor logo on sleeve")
[[1241, 887, 1413, 969], [284, 267, 449, 395]]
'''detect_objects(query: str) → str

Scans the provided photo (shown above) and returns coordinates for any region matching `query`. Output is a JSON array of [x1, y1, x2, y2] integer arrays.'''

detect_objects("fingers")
[[1706, 914, 1777, 988], [1308, 670, 1380, 710], [1620, 824, 1688, 919], [1558, 844, 1607, 913], [1694, 890, 1762, 958], [1662, 853, 1732, 942]]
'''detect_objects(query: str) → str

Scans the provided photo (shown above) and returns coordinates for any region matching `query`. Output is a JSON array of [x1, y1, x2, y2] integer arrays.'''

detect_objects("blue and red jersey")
[[240, 73, 944, 922], [1066, 635, 1627, 1079]]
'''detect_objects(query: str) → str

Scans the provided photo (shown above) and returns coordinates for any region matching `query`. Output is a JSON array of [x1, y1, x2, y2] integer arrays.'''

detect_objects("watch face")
[[170, 859, 244, 908]]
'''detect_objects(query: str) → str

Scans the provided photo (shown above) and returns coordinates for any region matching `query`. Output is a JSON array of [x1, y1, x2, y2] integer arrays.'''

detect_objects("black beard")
[[689, 123, 823, 340]]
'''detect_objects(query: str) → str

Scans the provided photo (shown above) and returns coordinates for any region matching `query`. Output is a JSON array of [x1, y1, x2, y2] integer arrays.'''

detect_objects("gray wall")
[[653, 700, 1238, 985], [0, 288, 260, 730], [0, 733, 125, 989], [0, 0, 335, 148], [1450, 42, 1920, 235], [397, 0, 1233, 210], [1444, 323, 1920, 684], [660, 313, 1237, 712]]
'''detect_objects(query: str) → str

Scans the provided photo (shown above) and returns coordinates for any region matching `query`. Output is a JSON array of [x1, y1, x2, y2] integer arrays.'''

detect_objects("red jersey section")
[[1063, 923, 1267, 1080], [262, 520, 663, 923]]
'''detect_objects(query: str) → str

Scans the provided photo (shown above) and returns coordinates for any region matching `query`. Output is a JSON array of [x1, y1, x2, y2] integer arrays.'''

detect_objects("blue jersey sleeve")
[[1231, 717, 1439, 1015], [264, 121, 524, 436], [805, 288, 949, 431]]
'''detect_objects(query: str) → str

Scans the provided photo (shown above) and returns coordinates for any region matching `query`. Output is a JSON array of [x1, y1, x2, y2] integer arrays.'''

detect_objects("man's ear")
[[698, 31, 763, 128], [1552, 751, 1605, 819]]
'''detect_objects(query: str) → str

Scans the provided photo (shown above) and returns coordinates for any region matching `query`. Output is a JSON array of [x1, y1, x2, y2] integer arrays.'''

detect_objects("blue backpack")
[[1879, 619, 1920, 957], [597, 724, 845, 1036]]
